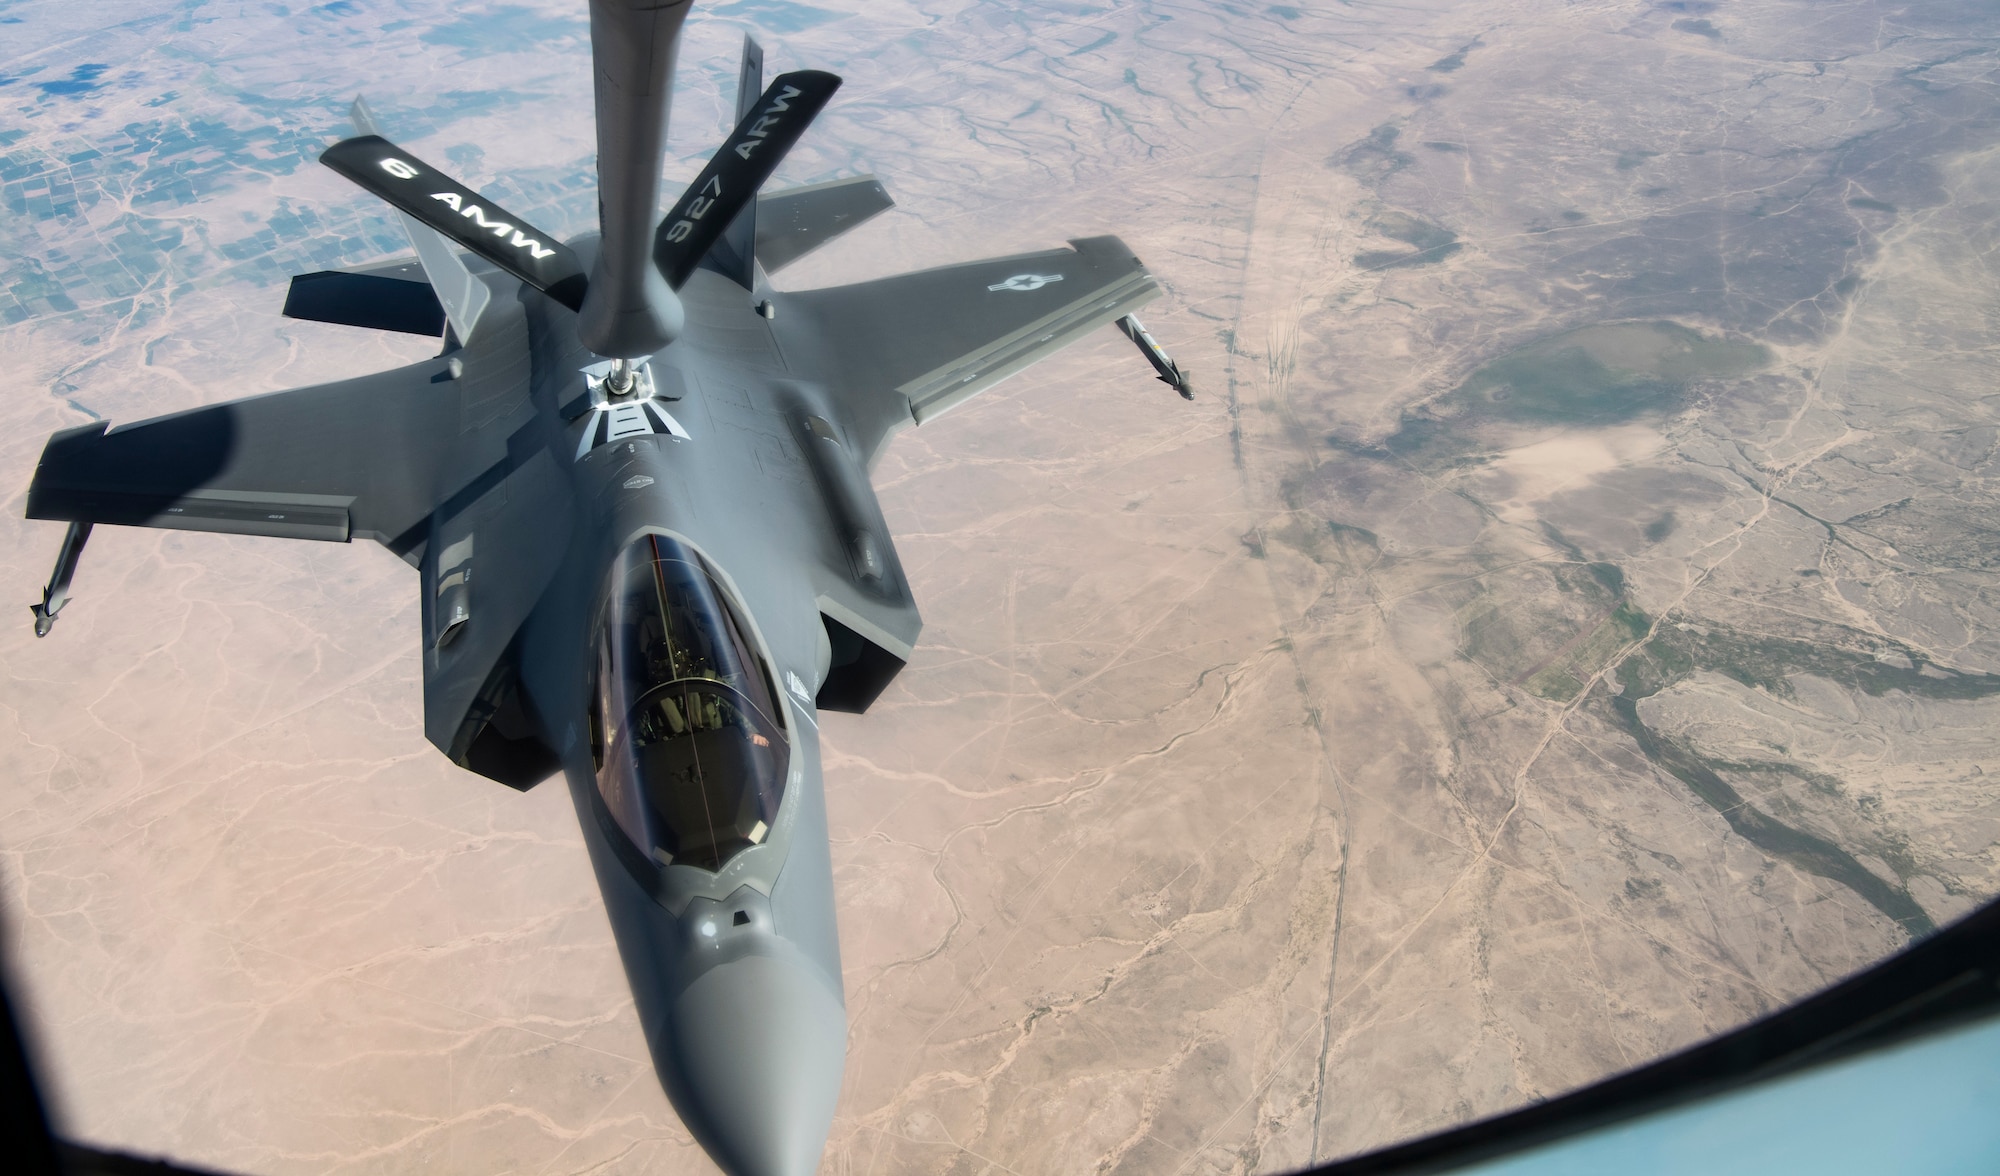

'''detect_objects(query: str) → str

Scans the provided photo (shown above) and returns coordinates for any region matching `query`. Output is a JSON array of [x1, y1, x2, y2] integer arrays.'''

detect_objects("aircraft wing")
[[25, 295, 532, 552], [24, 292, 565, 785], [786, 235, 1159, 467]]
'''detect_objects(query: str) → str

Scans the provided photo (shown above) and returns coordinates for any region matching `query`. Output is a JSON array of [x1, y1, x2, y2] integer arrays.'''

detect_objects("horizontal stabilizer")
[[321, 135, 588, 311], [284, 269, 447, 336], [756, 176, 894, 273], [654, 70, 842, 290]]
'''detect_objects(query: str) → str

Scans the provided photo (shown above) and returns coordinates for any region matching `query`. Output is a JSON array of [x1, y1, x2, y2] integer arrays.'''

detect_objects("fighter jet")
[[20, 2, 1190, 1172]]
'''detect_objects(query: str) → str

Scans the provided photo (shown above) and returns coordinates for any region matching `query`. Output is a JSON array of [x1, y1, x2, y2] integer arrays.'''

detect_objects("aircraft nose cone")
[[662, 953, 847, 1176]]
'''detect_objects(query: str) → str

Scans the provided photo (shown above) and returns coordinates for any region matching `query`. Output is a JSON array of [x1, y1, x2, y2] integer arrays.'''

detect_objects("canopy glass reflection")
[[591, 534, 788, 871]]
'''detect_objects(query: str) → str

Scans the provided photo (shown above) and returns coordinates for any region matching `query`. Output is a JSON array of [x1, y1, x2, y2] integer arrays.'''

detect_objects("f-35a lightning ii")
[[21, 2, 1190, 1172]]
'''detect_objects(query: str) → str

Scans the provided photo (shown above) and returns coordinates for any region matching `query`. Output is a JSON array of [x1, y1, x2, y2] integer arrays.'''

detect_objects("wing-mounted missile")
[[320, 135, 589, 312], [652, 70, 843, 291], [1116, 313, 1195, 399], [28, 521, 90, 637]]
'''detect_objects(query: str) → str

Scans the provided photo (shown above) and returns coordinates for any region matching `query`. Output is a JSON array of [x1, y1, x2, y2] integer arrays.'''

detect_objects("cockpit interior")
[[590, 534, 790, 872]]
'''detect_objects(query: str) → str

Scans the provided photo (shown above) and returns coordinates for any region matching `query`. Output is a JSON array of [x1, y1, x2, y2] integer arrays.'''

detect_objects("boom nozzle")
[[605, 358, 638, 397], [576, 0, 695, 359]]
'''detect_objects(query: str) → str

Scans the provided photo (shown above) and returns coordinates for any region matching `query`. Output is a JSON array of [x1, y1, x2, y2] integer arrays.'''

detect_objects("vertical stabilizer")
[[734, 41, 766, 145], [576, 0, 694, 360], [351, 96, 491, 343], [709, 35, 764, 289]]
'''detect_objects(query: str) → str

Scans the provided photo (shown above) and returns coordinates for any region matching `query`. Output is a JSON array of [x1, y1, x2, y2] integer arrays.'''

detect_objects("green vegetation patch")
[[1609, 695, 1934, 937], [1614, 621, 2000, 704], [1440, 535, 1963, 938], [1428, 38, 1483, 73], [1450, 321, 1770, 427], [1602, 617, 2000, 938], [1338, 123, 1415, 180], [1526, 601, 1651, 701], [1341, 322, 1772, 467], [1460, 560, 1641, 694], [1355, 211, 1462, 270]]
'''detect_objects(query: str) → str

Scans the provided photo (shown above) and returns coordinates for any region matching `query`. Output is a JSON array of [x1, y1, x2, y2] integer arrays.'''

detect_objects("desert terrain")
[[2, 1, 1997, 1173]]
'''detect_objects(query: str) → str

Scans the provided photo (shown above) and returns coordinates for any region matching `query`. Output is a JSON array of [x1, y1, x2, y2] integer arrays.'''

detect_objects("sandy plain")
[[2, 0, 1998, 1173]]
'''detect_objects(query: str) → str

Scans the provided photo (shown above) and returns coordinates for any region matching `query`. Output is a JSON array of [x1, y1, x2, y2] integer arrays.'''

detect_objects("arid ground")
[[3, 1, 1997, 1173]]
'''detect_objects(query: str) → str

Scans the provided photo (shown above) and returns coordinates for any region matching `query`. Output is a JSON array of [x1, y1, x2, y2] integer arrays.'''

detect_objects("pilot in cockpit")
[[591, 534, 789, 870]]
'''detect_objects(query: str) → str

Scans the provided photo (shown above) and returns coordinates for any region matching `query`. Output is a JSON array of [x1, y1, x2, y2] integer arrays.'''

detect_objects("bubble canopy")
[[590, 534, 789, 872]]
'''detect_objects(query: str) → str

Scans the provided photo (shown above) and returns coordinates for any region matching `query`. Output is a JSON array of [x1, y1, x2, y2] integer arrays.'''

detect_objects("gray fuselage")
[[497, 235, 866, 1176]]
